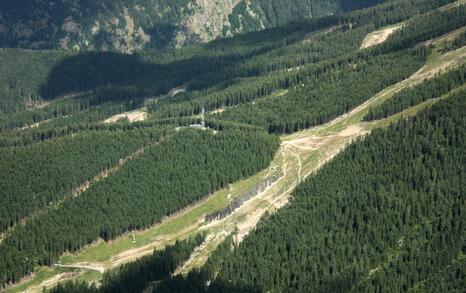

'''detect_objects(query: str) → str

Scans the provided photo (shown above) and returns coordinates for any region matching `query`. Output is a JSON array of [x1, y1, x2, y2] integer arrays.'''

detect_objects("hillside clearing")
[[360, 25, 402, 49], [104, 108, 147, 123]]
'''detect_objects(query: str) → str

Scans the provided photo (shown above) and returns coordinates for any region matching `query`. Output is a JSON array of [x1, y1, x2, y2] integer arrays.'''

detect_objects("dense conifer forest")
[[43, 72, 466, 293], [365, 65, 466, 120], [377, 2, 466, 52], [0, 126, 169, 232], [0, 49, 70, 114], [213, 91, 466, 292], [0, 90, 145, 131], [0, 0, 464, 291], [146, 1, 465, 131], [153, 236, 261, 293], [215, 50, 425, 133], [443, 29, 466, 51], [0, 128, 278, 286]]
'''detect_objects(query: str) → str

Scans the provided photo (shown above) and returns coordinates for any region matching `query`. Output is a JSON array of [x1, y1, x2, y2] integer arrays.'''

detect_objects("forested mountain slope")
[[0, 126, 169, 233], [365, 65, 466, 120], [0, 0, 383, 52], [137, 82, 466, 293], [0, 0, 465, 291], [34, 43, 466, 293], [212, 90, 466, 293], [0, 127, 279, 286], [0, 0, 454, 116]]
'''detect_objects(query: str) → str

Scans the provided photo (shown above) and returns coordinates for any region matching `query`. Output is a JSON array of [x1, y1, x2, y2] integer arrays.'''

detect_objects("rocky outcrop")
[[0, 0, 167, 53], [0, 0, 369, 52], [174, 0, 242, 47]]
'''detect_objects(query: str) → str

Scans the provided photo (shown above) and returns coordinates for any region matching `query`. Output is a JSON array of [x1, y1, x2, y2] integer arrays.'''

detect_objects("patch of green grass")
[[316, 122, 345, 136], [5, 267, 69, 293], [80, 270, 103, 285], [63, 193, 229, 263], [302, 150, 320, 167], [5, 265, 103, 293]]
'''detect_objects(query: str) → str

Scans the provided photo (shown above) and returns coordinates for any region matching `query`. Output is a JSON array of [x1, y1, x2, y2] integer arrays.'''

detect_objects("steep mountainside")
[[0, 0, 383, 52], [1, 0, 465, 291], [213, 92, 466, 292]]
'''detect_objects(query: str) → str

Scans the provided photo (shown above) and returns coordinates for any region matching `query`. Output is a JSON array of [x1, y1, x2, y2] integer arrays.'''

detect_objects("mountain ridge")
[[0, 0, 383, 53]]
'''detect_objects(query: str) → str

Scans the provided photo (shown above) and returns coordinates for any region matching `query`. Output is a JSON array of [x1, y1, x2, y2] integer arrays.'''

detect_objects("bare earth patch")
[[210, 108, 225, 114], [54, 263, 104, 274], [23, 272, 76, 293], [361, 25, 401, 49], [168, 86, 187, 97], [24, 99, 50, 110], [104, 108, 147, 123], [338, 125, 363, 137]]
